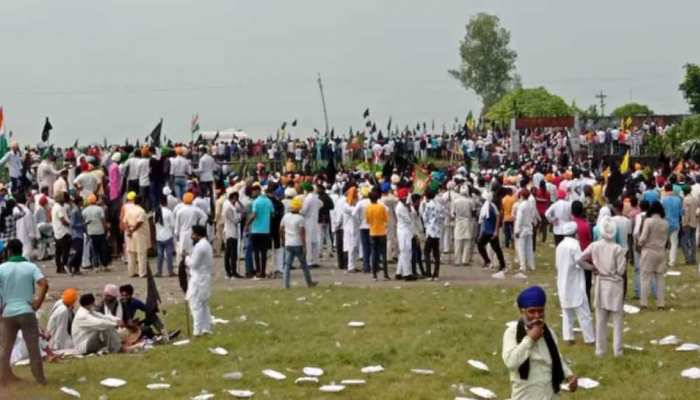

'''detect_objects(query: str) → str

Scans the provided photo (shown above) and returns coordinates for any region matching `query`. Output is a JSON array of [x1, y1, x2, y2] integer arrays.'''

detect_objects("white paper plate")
[[295, 377, 319, 384], [676, 343, 700, 352], [347, 321, 366, 328], [577, 377, 600, 389], [192, 394, 215, 400], [146, 383, 171, 390], [623, 304, 640, 314], [223, 372, 243, 380], [467, 359, 490, 372], [100, 378, 127, 388], [623, 344, 644, 351], [410, 368, 434, 375], [319, 384, 345, 393], [361, 365, 384, 374], [469, 386, 496, 399], [212, 317, 230, 325], [666, 270, 681, 276], [681, 367, 700, 379], [303, 367, 324, 377], [173, 339, 190, 346], [340, 379, 366, 385], [228, 389, 254, 398], [60, 387, 81, 398], [658, 335, 681, 346], [262, 369, 286, 380], [209, 347, 229, 356]]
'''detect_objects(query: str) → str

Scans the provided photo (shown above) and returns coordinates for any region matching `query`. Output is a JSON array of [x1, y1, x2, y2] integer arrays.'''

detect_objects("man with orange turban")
[[46, 289, 78, 351], [174, 192, 208, 264]]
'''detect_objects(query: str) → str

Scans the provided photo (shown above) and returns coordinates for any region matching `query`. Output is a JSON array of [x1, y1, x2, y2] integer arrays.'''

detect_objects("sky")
[[1, 0, 699, 145]]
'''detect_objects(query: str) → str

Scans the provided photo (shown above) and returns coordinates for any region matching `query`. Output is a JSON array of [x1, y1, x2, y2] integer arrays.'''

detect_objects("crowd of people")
[[0, 120, 696, 398]]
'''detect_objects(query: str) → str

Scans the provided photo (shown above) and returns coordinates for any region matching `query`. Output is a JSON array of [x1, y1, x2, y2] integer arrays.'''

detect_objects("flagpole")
[[317, 73, 330, 138]]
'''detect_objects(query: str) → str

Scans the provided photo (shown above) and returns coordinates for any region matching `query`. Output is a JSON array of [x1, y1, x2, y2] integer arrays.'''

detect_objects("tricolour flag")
[[191, 113, 200, 134], [0, 107, 7, 158], [619, 151, 630, 173]]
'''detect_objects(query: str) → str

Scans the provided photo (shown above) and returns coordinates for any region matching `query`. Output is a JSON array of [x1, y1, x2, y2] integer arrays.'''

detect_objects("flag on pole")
[[466, 110, 475, 131], [41, 117, 52, 142], [0, 107, 4, 134], [150, 118, 163, 147], [0, 107, 7, 159], [191, 113, 200, 134], [412, 168, 429, 194], [619, 151, 630, 173], [625, 116, 633, 130]]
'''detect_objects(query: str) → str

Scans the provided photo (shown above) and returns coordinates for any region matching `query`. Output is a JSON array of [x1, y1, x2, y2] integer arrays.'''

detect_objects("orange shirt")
[[502, 194, 516, 222], [365, 203, 388, 237]]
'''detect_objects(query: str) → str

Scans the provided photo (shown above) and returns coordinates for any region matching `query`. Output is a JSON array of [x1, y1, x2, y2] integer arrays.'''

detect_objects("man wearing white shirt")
[[124, 149, 141, 193], [71, 293, 123, 355], [196, 146, 217, 198], [155, 196, 176, 277], [222, 191, 243, 279], [37, 154, 62, 196], [169, 147, 191, 199], [51, 192, 71, 274], [545, 190, 572, 245], [0, 142, 23, 191]]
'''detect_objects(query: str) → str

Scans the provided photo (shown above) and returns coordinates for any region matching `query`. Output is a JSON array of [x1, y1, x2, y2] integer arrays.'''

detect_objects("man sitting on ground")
[[71, 293, 124, 355]]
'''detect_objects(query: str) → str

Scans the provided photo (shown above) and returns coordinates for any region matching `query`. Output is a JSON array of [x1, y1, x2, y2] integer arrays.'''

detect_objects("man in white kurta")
[[394, 189, 413, 279], [555, 222, 594, 344], [175, 193, 208, 263], [185, 226, 213, 336], [301, 186, 323, 267], [514, 191, 539, 272], [46, 290, 77, 351], [15, 201, 36, 260], [452, 186, 477, 266], [71, 295, 122, 355]]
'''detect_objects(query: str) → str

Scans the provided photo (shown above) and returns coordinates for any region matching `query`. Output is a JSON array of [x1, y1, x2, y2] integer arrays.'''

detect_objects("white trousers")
[[668, 230, 679, 267], [562, 303, 595, 343], [346, 244, 358, 271], [189, 297, 212, 336], [305, 230, 320, 266], [453, 238, 473, 265], [387, 224, 397, 260], [274, 247, 284, 273], [595, 307, 623, 357], [396, 229, 413, 276], [441, 226, 453, 253], [516, 234, 535, 271]]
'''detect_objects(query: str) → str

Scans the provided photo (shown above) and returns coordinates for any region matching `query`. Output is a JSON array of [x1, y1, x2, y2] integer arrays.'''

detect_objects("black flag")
[[291, 119, 297, 127], [363, 108, 370, 118], [313, 128, 320, 135], [145, 263, 161, 318], [103, 137, 108, 148], [150, 118, 163, 147], [330, 127, 335, 138], [387, 117, 392, 132], [365, 120, 372, 128], [213, 131, 220, 142], [281, 121, 287, 130], [371, 123, 377, 133], [177, 258, 188, 294], [73, 139, 79, 149], [41, 117, 52, 142]]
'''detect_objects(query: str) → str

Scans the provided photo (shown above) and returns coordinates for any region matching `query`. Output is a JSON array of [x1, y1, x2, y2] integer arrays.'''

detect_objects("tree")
[[611, 102, 653, 118], [679, 63, 700, 113], [485, 87, 572, 123], [449, 13, 518, 112]]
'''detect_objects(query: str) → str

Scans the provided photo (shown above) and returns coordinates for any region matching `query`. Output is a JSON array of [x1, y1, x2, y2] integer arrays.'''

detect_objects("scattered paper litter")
[[254, 321, 269, 327], [238, 315, 248, 322], [192, 393, 215, 400], [623, 344, 644, 352], [658, 335, 681, 346], [295, 377, 319, 384], [296, 296, 307, 302], [681, 367, 700, 380], [340, 379, 366, 385], [469, 386, 496, 399], [173, 339, 190, 346], [223, 372, 243, 380], [212, 317, 230, 325], [146, 383, 171, 390], [666, 270, 681, 276], [411, 368, 434, 375], [347, 321, 366, 328], [209, 347, 229, 356], [623, 304, 640, 314], [228, 389, 255, 398], [577, 377, 600, 389], [319, 384, 345, 393], [303, 367, 324, 377], [676, 343, 700, 352], [262, 369, 286, 380], [60, 387, 81, 398], [467, 359, 490, 372], [361, 365, 384, 374], [100, 378, 127, 388]]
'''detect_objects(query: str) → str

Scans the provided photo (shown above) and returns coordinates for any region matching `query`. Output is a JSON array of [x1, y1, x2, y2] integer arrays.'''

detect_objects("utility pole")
[[317, 73, 330, 137], [595, 90, 608, 117]]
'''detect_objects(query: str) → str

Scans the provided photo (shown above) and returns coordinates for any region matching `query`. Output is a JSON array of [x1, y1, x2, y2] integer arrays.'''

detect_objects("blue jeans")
[[370, 235, 388, 278], [156, 238, 174, 274], [283, 246, 313, 288], [360, 229, 371, 272], [244, 234, 254, 276], [681, 226, 696, 264], [173, 177, 187, 199]]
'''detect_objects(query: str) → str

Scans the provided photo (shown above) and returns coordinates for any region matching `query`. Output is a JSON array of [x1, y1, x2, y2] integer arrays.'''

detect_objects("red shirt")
[[573, 216, 592, 250]]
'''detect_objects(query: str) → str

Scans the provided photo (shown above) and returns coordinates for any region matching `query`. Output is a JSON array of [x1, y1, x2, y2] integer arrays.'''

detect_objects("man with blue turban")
[[502, 286, 578, 399]]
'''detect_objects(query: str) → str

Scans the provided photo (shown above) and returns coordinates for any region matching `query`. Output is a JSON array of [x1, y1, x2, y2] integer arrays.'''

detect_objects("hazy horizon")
[[1, 0, 698, 145]]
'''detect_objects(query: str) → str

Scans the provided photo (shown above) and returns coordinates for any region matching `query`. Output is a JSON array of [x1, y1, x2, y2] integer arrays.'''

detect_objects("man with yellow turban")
[[46, 289, 78, 351], [122, 192, 151, 277]]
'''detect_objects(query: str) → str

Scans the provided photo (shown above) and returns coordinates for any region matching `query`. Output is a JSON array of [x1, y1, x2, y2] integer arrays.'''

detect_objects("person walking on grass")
[[280, 196, 317, 288], [366, 189, 391, 281]]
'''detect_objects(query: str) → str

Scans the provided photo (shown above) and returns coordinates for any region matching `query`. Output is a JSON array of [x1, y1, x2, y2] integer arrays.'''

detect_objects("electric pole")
[[317, 73, 330, 137], [595, 90, 608, 117]]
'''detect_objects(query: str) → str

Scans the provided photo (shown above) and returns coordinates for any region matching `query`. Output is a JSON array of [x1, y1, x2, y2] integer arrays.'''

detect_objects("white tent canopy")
[[198, 129, 250, 142]]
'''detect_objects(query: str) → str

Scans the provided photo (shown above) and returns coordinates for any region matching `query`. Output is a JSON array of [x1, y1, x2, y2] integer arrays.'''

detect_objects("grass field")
[[8, 245, 700, 400]]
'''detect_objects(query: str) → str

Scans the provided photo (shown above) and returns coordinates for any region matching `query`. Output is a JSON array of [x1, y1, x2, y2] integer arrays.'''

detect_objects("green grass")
[[10, 245, 700, 400]]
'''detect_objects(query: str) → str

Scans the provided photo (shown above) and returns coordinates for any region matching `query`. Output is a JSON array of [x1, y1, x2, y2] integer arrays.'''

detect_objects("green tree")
[[485, 87, 572, 123], [449, 13, 518, 112], [611, 102, 653, 118], [679, 63, 700, 113]]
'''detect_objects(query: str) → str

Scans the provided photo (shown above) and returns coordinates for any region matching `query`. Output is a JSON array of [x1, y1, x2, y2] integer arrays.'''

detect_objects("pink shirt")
[[109, 163, 121, 201]]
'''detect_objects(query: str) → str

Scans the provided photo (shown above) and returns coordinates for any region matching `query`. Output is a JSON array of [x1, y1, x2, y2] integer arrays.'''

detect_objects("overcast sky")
[[1, 0, 698, 145]]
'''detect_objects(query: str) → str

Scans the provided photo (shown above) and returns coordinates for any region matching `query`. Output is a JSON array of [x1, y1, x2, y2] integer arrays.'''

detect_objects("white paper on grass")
[[658, 335, 681, 346], [411, 368, 434, 375], [361, 365, 384, 374], [146, 383, 171, 390], [681, 367, 700, 379], [676, 343, 700, 352], [60, 387, 81, 398], [212, 317, 230, 325], [319, 384, 345, 393], [228, 390, 255, 398], [623, 344, 644, 352], [192, 394, 215, 400], [469, 386, 496, 399], [303, 367, 324, 377], [623, 304, 640, 314], [340, 379, 366, 385], [209, 347, 229, 356], [347, 321, 366, 328], [223, 372, 243, 380], [666, 270, 681, 276], [577, 377, 600, 389], [467, 359, 490, 372], [172, 339, 190, 346], [100, 378, 127, 388], [262, 369, 286, 380], [295, 377, 319, 384]]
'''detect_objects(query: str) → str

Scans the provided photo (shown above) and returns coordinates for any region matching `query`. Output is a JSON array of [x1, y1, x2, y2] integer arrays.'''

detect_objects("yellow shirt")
[[365, 203, 388, 237], [593, 184, 604, 206], [502, 194, 516, 222]]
